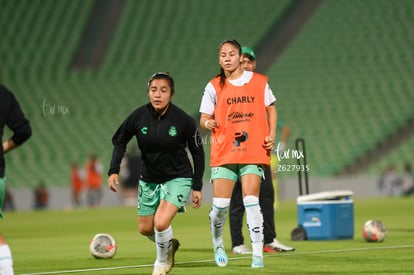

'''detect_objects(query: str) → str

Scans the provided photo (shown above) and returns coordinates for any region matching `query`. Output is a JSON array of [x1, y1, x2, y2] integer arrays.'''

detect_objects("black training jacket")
[[0, 85, 32, 178], [108, 103, 205, 191]]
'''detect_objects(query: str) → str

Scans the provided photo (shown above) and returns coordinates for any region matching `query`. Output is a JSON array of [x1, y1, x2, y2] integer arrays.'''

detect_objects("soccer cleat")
[[251, 255, 264, 268], [152, 265, 166, 275], [165, 239, 180, 273], [264, 239, 295, 252], [214, 246, 228, 267], [231, 244, 252, 255]]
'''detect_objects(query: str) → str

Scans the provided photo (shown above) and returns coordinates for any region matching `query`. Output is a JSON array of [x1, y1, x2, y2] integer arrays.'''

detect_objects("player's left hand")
[[192, 191, 202, 209], [108, 174, 120, 192], [263, 135, 275, 151]]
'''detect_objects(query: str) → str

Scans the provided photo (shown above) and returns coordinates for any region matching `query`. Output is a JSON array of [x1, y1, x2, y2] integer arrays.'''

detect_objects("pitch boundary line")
[[18, 244, 414, 275]]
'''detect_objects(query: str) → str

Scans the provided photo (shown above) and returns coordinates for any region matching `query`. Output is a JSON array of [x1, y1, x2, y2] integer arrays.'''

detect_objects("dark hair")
[[147, 72, 175, 94], [217, 39, 242, 87]]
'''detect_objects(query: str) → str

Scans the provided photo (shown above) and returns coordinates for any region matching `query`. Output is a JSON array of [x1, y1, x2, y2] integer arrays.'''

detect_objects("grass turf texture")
[[2, 197, 414, 274]]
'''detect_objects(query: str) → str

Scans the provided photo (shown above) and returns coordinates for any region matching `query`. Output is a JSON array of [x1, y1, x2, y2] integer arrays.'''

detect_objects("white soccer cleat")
[[165, 239, 180, 273], [251, 255, 264, 268], [214, 246, 228, 267], [231, 244, 252, 255], [264, 238, 295, 252], [152, 265, 166, 275]]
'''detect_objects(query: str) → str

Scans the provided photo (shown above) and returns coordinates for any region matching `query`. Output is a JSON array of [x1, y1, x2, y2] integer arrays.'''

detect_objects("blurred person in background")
[[33, 182, 49, 210], [2, 187, 15, 212], [378, 165, 402, 196], [229, 46, 294, 255], [0, 84, 32, 275], [270, 118, 291, 209], [71, 162, 85, 207], [119, 146, 141, 206], [108, 72, 204, 275], [401, 162, 414, 196], [85, 154, 103, 208]]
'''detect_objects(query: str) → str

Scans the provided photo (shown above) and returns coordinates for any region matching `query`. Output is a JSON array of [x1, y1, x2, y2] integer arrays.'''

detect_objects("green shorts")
[[137, 178, 192, 216], [211, 164, 264, 182], [0, 178, 6, 219]]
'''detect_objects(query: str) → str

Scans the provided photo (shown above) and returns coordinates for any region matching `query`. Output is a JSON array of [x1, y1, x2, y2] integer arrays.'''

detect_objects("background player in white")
[[229, 47, 294, 255]]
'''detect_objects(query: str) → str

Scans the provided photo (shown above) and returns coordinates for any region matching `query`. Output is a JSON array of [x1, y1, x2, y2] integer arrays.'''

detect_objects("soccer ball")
[[362, 220, 387, 242], [89, 233, 117, 259]]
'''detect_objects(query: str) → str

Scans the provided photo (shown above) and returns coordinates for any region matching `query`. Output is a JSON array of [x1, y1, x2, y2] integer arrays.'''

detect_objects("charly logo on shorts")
[[212, 167, 219, 175], [168, 126, 177, 137]]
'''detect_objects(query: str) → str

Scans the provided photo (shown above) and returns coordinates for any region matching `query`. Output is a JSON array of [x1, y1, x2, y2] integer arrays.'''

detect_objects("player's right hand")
[[204, 119, 219, 130], [108, 174, 120, 192]]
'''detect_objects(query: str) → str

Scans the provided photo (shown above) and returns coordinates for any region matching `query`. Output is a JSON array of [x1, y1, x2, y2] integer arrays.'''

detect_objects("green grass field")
[[2, 197, 414, 274]]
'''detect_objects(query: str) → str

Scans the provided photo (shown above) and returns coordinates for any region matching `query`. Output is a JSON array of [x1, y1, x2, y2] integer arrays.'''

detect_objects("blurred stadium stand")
[[266, 0, 414, 176], [0, 0, 292, 187], [1, 0, 413, 191]]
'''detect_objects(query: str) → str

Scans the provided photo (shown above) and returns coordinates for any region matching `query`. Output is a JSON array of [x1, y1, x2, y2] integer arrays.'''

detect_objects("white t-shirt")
[[199, 70, 276, 115]]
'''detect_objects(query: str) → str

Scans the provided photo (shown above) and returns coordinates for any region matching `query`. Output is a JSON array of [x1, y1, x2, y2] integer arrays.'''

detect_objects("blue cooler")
[[297, 190, 354, 240]]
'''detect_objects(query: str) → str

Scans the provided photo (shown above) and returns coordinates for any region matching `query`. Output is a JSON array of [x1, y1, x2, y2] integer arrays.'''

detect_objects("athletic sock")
[[0, 244, 14, 275], [244, 195, 264, 257], [209, 197, 230, 248], [154, 226, 173, 266]]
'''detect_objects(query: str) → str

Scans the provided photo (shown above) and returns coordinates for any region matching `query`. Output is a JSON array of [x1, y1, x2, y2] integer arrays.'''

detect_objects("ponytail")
[[217, 68, 226, 87]]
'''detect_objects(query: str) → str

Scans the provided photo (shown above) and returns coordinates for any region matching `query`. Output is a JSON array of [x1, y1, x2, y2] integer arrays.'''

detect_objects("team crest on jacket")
[[168, 126, 177, 137], [141, 127, 148, 134]]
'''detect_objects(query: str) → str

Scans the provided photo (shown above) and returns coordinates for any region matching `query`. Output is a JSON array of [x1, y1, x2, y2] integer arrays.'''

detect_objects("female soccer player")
[[199, 39, 277, 268], [108, 72, 205, 275], [1, 84, 32, 275]]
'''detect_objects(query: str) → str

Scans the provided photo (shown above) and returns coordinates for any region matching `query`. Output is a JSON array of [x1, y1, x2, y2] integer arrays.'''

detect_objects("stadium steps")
[[366, 136, 414, 175], [255, 0, 323, 72], [340, 116, 414, 175]]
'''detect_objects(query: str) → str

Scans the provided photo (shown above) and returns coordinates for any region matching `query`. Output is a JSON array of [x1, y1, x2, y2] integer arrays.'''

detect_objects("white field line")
[[18, 244, 414, 275]]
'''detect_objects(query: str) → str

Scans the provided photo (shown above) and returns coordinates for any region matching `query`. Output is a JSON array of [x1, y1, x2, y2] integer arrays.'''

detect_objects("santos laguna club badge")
[[168, 126, 177, 137]]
